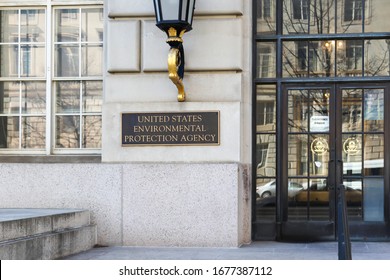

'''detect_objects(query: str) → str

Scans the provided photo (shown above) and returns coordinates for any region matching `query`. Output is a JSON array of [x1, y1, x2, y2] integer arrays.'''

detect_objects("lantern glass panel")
[[181, 0, 188, 21], [161, 0, 180, 21], [188, 0, 195, 24]]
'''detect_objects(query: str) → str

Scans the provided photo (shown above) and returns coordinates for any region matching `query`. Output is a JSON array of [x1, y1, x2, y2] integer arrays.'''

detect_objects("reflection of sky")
[[365, 91, 384, 120]]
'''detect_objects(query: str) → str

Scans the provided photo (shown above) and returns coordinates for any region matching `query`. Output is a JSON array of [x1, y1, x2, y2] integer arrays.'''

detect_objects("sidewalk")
[[63, 241, 390, 260]]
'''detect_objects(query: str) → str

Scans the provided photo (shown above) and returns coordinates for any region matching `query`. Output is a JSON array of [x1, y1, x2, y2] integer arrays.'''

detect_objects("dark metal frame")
[[252, 0, 390, 241]]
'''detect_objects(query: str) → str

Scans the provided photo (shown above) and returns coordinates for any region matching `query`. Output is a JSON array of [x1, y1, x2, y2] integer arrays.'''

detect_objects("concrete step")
[[0, 209, 97, 259]]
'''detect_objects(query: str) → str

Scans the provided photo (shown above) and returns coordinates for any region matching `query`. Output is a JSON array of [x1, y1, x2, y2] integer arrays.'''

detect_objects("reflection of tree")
[[275, 0, 390, 78]]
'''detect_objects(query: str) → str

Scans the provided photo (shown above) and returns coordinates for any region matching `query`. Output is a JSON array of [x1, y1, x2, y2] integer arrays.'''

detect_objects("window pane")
[[364, 89, 384, 132], [256, 42, 276, 78], [342, 88, 362, 133], [83, 116, 101, 148], [0, 10, 18, 43], [256, 134, 276, 177], [21, 82, 46, 114], [0, 45, 18, 77], [56, 115, 80, 148], [83, 81, 102, 113], [81, 44, 102, 76], [55, 81, 80, 113], [0, 82, 20, 114], [256, 0, 276, 35], [343, 134, 362, 175], [288, 134, 308, 176], [363, 178, 384, 222], [0, 116, 19, 149], [283, 0, 309, 34], [288, 89, 308, 132], [20, 45, 45, 77], [81, 8, 103, 42], [21, 116, 45, 149], [55, 9, 80, 42], [364, 134, 384, 176], [365, 40, 389, 76], [55, 44, 79, 77], [256, 178, 276, 221], [256, 84, 276, 132], [21, 9, 45, 43], [337, 40, 363, 76]]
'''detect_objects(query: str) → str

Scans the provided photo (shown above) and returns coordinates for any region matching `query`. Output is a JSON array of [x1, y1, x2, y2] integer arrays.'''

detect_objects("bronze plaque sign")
[[122, 111, 220, 146]]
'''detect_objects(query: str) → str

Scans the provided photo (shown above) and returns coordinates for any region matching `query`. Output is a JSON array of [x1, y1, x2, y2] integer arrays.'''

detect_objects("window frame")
[[0, 3, 103, 155]]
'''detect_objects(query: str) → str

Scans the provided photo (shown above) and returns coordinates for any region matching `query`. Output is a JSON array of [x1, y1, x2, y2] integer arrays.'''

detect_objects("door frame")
[[279, 82, 390, 241]]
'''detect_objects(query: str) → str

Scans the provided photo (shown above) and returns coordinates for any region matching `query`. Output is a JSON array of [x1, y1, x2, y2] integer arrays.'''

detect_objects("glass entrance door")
[[279, 84, 389, 240]]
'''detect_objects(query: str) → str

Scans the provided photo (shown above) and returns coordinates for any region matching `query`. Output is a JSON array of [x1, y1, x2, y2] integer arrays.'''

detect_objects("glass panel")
[[256, 178, 276, 221], [83, 116, 101, 148], [55, 9, 80, 42], [0, 10, 18, 43], [365, 40, 389, 76], [0, 116, 19, 149], [180, 0, 188, 21], [311, 41, 335, 77], [55, 82, 80, 113], [0, 45, 18, 77], [256, 134, 276, 177], [343, 134, 362, 175], [161, 0, 180, 20], [283, 0, 309, 34], [55, 44, 79, 77], [21, 9, 45, 43], [81, 8, 103, 42], [344, 179, 362, 220], [365, 0, 390, 33], [288, 178, 308, 221], [363, 178, 384, 222], [0, 82, 20, 114], [309, 89, 330, 133], [288, 89, 308, 132], [288, 134, 308, 176], [256, 85, 276, 132], [21, 116, 45, 149], [364, 89, 384, 132], [337, 40, 363, 77], [20, 45, 45, 77], [337, 0, 363, 33], [364, 134, 384, 176], [342, 89, 362, 132], [283, 41, 304, 77], [256, 42, 276, 78], [56, 115, 80, 148], [309, 0, 336, 34], [309, 135, 329, 176], [21, 82, 46, 114], [256, 0, 276, 34], [83, 81, 102, 113], [81, 44, 102, 76]]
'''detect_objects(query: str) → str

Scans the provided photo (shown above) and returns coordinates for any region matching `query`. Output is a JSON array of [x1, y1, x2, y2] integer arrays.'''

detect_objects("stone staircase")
[[0, 209, 97, 260]]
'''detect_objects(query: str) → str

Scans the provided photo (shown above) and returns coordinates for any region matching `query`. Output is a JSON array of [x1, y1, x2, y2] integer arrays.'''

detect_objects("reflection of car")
[[295, 187, 362, 205], [256, 181, 304, 199]]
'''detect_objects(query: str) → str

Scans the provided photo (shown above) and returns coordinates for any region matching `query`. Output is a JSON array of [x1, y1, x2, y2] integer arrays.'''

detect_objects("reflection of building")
[[1, 0, 390, 249]]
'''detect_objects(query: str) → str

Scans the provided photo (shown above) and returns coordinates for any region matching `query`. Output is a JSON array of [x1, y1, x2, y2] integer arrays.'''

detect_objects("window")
[[344, 0, 363, 21], [0, 5, 103, 154], [292, 0, 308, 20], [297, 42, 319, 73]]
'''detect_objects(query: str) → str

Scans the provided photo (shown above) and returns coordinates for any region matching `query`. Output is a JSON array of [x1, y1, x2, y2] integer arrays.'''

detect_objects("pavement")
[[63, 241, 390, 260]]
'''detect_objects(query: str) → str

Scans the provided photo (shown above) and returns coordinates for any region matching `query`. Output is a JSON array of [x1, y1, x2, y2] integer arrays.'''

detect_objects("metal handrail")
[[337, 184, 352, 260]]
